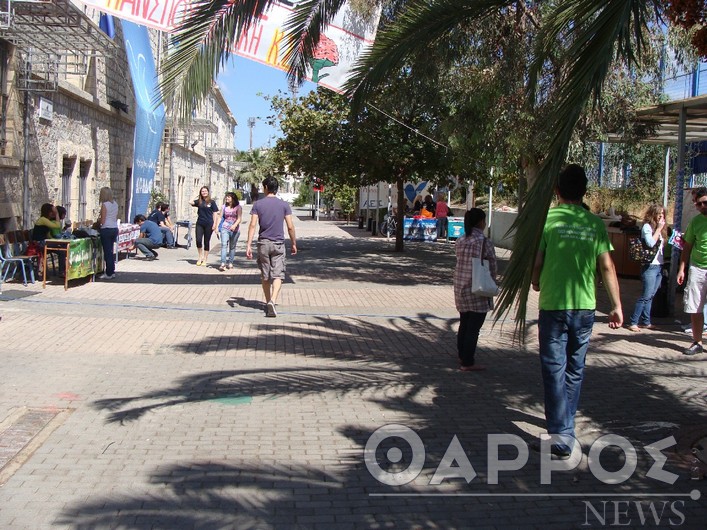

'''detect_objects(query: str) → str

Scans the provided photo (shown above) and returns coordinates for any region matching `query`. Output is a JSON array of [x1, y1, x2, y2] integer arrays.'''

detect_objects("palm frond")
[[158, 0, 275, 121], [343, 0, 516, 108], [281, 0, 351, 87], [495, 0, 657, 339]]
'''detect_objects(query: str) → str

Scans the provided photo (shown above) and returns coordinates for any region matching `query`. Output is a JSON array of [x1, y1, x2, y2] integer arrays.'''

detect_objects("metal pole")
[[22, 89, 31, 230], [663, 146, 670, 210], [487, 184, 493, 240], [316, 190, 320, 221], [668, 107, 687, 316]]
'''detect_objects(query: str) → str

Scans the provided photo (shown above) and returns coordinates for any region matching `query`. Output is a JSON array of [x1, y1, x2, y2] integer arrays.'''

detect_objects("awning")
[[607, 94, 707, 145]]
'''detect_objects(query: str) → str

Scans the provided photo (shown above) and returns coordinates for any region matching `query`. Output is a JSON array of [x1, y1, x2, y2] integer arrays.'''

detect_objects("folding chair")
[[0, 234, 36, 286]]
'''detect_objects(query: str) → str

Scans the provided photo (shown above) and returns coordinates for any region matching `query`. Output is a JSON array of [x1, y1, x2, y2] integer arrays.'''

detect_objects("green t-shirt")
[[539, 204, 613, 311], [683, 213, 707, 269]]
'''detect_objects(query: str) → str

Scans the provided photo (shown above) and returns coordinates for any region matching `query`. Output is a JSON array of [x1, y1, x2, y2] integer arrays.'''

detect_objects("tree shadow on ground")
[[68, 314, 707, 528], [287, 237, 509, 285]]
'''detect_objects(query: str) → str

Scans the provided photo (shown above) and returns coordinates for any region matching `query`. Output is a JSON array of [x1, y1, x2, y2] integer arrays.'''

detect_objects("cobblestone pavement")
[[0, 207, 705, 529]]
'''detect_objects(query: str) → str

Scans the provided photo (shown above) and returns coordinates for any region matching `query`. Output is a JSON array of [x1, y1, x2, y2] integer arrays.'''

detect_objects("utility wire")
[[367, 103, 449, 151]]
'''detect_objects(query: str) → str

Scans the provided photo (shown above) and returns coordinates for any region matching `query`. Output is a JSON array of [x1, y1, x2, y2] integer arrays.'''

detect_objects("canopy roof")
[[612, 94, 707, 145]]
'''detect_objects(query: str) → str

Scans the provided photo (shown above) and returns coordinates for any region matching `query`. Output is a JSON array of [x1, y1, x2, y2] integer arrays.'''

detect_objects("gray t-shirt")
[[251, 196, 292, 242]]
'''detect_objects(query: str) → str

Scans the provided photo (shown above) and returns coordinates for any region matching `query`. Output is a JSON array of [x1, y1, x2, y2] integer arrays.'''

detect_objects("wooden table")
[[43, 237, 103, 290]]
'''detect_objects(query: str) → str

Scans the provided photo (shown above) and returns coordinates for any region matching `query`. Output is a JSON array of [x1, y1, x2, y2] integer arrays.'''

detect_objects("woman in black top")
[[191, 186, 219, 266]]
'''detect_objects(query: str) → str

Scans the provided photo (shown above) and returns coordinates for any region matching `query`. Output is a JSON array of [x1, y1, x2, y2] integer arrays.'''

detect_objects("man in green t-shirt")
[[677, 186, 707, 355], [531, 164, 623, 459]]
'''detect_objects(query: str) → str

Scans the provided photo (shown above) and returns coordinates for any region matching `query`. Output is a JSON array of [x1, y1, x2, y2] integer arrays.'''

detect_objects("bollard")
[[367, 218, 373, 231], [371, 220, 376, 235], [358, 216, 364, 229]]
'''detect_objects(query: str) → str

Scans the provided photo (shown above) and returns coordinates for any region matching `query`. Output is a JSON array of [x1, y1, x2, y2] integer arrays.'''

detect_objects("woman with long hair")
[[626, 204, 667, 332], [217, 192, 242, 271], [191, 186, 219, 266], [98, 187, 119, 279], [453, 208, 497, 371]]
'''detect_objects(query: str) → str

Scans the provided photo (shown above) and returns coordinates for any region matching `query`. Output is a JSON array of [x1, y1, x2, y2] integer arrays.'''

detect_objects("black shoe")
[[529, 440, 573, 460], [550, 444, 572, 459], [684, 342, 704, 356], [145, 256, 157, 261]]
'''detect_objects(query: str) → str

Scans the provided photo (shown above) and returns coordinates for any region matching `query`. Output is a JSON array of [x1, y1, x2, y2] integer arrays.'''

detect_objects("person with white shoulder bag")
[[453, 208, 497, 372]]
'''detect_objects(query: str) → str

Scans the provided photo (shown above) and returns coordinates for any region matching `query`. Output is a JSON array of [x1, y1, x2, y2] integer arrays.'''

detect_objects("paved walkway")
[[0, 207, 705, 529]]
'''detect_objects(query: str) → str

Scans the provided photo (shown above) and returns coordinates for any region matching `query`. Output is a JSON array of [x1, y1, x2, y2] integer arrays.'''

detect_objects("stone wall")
[[0, 16, 135, 228]]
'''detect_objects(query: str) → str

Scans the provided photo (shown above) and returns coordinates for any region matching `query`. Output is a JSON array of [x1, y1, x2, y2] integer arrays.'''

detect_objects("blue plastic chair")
[[0, 234, 36, 286]]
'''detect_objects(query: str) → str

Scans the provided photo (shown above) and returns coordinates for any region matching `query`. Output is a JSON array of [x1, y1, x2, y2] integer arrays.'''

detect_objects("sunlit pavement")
[[0, 206, 705, 529]]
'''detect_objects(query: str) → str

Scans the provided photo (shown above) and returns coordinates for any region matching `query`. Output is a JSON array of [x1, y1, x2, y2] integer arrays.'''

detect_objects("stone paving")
[[0, 206, 705, 529]]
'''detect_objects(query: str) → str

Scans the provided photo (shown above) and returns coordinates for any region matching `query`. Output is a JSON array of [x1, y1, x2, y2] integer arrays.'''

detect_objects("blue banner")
[[122, 21, 166, 221]]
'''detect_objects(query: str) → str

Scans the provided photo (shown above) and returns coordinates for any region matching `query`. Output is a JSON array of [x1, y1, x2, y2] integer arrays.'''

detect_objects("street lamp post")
[[248, 117, 256, 151]]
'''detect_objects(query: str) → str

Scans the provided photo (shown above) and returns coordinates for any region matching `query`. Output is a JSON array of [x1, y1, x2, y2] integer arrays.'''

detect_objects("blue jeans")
[[538, 309, 594, 440], [100, 227, 118, 276], [135, 238, 158, 258], [220, 228, 240, 264], [629, 264, 662, 326], [161, 226, 175, 247], [436, 217, 448, 240]]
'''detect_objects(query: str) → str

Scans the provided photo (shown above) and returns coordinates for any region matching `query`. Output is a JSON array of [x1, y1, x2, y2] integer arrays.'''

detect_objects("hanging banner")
[[122, 20, 166, 220], [77, 1, 380, 92]]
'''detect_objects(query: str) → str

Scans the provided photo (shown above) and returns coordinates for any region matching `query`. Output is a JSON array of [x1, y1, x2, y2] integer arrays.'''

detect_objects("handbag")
[[471, 237, 499, 297], [628, 237, 659, 264]]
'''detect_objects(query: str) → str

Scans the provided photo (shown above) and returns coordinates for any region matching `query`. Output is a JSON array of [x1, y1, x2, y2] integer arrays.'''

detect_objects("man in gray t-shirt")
[[246, 176, 297, 317]]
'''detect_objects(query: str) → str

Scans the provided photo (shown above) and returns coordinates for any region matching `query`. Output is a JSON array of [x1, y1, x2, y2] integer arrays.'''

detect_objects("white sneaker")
[[265, 301, 277, 317], [98, 273, 115, 279]]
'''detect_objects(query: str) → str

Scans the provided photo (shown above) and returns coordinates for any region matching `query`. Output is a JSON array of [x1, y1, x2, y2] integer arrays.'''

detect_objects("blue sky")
[[217, 56, 317, 151]]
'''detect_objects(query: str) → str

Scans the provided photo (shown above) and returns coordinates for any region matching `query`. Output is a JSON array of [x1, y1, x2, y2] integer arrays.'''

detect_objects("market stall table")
[[117, 223, 141, 259], [447, 216, 465, 240], [403, 217, 437, 242], [43, 237, 103, 290]]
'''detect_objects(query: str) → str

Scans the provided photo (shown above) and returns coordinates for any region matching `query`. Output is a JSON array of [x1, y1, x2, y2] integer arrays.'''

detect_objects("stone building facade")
[[0, 3, 134, 231], [0, 2, 237, 233], [157, 84, 237, 223]]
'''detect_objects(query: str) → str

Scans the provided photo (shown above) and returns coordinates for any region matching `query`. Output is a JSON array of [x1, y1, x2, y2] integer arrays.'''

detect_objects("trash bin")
[[311, 208, 316, 219]]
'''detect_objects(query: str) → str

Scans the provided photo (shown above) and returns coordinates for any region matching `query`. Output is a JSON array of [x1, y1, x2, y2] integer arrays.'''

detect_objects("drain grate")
[[0, 407, 72, 486]]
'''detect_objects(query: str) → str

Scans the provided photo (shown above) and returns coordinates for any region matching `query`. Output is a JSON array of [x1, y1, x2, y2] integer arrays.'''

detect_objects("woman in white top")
[[627, 204, 666, 331], [99, 187, 119, 279]]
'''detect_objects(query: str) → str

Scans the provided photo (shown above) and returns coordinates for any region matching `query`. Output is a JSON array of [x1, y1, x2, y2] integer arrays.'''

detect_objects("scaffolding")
[[0, 0, 117, 91]]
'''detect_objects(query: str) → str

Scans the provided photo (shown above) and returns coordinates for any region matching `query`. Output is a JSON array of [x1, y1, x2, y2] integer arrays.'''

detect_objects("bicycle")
[[379, 212, 397, 238]]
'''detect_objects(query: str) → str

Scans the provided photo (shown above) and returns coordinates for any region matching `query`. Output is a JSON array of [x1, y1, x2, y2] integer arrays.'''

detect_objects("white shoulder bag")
[[471, 237, 499, 297]]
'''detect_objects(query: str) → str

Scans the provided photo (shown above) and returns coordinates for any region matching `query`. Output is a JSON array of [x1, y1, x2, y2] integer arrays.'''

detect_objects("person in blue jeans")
[[217, 192, 243, 271], [531, 164, 623, 459], [132, 214, 162, 260], [626, 205, 666, 332]]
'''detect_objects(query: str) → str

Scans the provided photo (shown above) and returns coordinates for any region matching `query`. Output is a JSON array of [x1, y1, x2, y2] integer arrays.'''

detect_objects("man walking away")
[[677, 186, 707, 356], [531, 164, 623, 458], [246, 176, 297, 317]]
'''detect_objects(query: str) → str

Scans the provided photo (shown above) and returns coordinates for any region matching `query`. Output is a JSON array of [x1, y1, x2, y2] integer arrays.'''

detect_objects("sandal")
[[638, 324, 657, 330], [227, 263, 234, 270], [196, 260, 203, 266], [219, 263, 226, 271], [626, 325, 640, 332]]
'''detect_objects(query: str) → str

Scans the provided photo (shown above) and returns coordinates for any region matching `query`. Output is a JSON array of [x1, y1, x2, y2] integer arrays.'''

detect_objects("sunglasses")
[[697, 200, 707, 207]]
